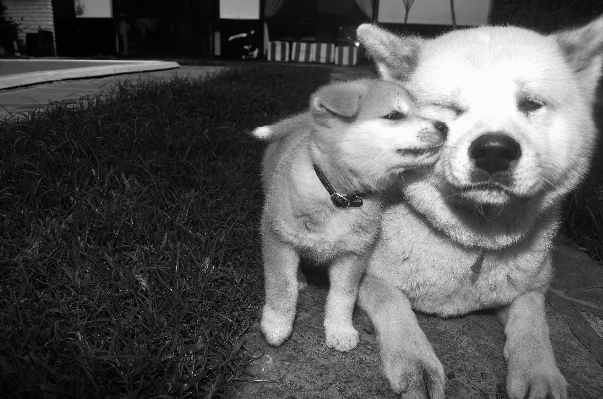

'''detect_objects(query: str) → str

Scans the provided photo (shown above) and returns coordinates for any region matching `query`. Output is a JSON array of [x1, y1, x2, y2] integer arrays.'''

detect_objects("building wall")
[[377, 0, 492, 26], [3, 0, 56, 53]]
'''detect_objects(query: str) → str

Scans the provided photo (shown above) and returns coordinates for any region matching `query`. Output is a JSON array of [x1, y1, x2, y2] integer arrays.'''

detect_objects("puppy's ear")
[[554, 15, 603, 103], [356, 24, 423, 82], [310, 81, 364, 124], [250, 113, 310, 141]]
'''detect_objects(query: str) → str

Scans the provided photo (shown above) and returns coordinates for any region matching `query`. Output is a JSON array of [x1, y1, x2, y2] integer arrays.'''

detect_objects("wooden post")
[[450, 0, 457, 29], [372, 0, 379, 23], [259, 0, 265, 59]]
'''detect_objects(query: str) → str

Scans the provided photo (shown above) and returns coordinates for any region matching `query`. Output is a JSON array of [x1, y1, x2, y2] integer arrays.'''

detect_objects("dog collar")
[[313, 164, 366, 208]]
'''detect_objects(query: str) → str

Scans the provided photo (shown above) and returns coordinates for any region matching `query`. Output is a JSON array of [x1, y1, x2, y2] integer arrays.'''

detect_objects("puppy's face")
[[311, 80, 447, 190], [411, 27, 596, 208]]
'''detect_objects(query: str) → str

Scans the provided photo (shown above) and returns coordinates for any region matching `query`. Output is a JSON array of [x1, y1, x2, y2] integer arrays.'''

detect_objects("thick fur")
[[254, 79, 446, 352], [356, 16, 603, 399]]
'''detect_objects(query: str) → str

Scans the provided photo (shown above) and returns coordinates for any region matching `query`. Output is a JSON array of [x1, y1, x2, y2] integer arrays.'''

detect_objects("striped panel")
[[335, 46, 358, 65], [315, 43, 335, 64], [291, 42, 315, 63], [267, 41, 290, 62]]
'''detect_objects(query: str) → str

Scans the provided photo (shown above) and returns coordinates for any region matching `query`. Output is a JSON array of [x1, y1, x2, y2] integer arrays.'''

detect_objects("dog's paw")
[[382, 347, 445, 399], [325, 324, 359, 352], [507, 360, 567, 399], [260, 306, 294, 347]]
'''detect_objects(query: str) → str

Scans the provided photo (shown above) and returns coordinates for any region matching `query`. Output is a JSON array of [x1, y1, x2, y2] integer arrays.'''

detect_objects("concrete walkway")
[[0, 65, 225, 118], [0, 59, 180, 90]]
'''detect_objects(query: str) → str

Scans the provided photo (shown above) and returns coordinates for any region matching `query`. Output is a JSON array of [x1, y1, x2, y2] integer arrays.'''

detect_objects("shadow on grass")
[[0, 64, 332, 398]]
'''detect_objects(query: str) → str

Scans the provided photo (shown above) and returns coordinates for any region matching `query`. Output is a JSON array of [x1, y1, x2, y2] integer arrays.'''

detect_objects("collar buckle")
[[331, 193, 363, 208], [313, 164, 366, 208]]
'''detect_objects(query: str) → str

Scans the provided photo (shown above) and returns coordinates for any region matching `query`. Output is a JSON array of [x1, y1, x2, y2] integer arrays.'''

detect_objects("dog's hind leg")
[[359, 275, 445, 399], [260, 230, 300, 347], [323, 253, 367, 351], [498, 286, 567, 399]]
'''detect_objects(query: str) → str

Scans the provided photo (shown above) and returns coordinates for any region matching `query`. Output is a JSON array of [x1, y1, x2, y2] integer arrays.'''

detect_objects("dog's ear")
[[310, 81, 364, 124], [356, 24, 423, 82], [554, 15, 603, 102], [250, 113, 310, 141]]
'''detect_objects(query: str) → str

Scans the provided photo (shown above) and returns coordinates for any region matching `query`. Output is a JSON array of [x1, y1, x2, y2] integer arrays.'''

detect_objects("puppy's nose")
[[433, 121, 448, 136], [469, 133, 521, 174]]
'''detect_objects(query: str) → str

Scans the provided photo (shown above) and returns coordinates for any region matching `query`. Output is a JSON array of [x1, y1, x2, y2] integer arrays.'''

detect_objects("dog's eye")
[[383, 111, 406, 121], [518, 98, 544, 114], [445, 104, 464, 116], [433, 102, 464, 117]]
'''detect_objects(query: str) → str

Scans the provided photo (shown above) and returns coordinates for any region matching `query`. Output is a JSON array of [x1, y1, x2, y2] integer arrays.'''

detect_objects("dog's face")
[[358, 19, 603, 247], [309, 79, 447, 191], [411, 27, 597, 208]]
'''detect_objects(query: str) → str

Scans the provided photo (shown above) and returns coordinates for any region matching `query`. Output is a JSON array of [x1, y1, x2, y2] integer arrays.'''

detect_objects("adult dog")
[[356, 16, 603, 399]]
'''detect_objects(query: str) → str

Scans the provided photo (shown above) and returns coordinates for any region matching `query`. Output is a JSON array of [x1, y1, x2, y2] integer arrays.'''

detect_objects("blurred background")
[[1, 1, 603, 60]]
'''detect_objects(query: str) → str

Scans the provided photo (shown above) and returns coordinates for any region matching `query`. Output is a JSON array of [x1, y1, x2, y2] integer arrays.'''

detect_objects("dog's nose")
[[469, 133, 521, 174], [433, 121, 448, 136]]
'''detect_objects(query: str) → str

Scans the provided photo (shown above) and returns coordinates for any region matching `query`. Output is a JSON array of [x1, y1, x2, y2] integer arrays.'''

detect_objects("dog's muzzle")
[[469, 133, 521, 175]]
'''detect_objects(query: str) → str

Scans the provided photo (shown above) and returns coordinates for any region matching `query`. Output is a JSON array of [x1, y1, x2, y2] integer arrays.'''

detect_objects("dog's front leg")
[[260, 230, 300, 346], [324, 252, 367, 351], [360, 275, 445, 399], [498, 288, 567, 399]]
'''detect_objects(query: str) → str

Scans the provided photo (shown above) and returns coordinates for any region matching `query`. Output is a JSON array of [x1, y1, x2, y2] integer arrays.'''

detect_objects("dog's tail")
[[250, 112, 310, 141]]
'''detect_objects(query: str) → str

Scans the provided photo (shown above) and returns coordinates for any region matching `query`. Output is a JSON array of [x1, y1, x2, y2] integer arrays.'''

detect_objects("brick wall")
[[3, 0, 55, 54]]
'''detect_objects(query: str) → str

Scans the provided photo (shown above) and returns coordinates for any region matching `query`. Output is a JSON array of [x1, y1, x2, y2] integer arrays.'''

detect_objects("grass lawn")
[[0, 62, 601, 399], [0, 64, 331, 398]]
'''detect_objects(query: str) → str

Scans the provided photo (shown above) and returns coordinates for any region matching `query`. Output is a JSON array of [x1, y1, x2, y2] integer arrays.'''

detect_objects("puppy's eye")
[[382, 111, 406, 121], [518, 98, 544, 114]]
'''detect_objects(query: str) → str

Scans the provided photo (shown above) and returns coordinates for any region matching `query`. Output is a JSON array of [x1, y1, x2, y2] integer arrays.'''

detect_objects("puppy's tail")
[[251, 112, 310, 141]]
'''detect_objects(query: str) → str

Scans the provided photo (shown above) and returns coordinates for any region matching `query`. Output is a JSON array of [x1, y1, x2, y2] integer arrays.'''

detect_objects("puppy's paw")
[[382, 347, 445, 399], [325, 324, 359, 352], [260, 306, 294, 347], [507, 360, 567, 399]]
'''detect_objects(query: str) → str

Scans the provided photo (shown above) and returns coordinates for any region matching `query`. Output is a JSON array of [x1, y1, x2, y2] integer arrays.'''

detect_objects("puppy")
[[252, 79, 447, 351], [356, 16, 603, 399]]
